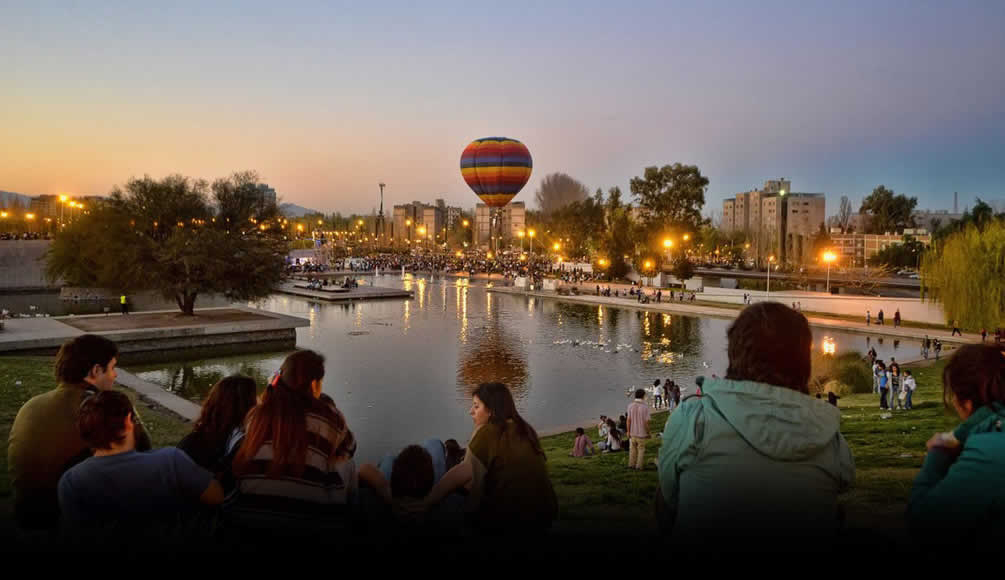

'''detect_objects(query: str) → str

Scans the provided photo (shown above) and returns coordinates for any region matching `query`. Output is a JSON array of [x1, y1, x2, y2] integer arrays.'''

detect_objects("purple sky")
[[2, 0, 1003, 215]]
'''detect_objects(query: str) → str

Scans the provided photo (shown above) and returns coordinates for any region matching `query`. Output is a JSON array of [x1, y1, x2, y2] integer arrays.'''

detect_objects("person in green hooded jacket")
[[657, 302, 855, 549], [908, 344, 1005, 551]]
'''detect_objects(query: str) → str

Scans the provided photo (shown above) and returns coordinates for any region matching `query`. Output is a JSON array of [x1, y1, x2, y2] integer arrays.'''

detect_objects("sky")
[[2, 0, 1003, 216]]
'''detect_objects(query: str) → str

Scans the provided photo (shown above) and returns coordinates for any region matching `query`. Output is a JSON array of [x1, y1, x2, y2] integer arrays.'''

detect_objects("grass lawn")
[[1, 355, 956, 539], [539, 357, 957, 536]]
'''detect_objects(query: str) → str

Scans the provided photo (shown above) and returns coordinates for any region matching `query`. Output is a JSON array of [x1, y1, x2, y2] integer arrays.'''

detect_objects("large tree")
[[599, 186, 634, 279], [837, 195, 853, 233], [533, 172, 589, 217], [859, 186, 917, 234], [46, 172, 288, 315], [922, 220, 1005, 330], [630, 163, 708, 233], [867, 235, 926, 269]]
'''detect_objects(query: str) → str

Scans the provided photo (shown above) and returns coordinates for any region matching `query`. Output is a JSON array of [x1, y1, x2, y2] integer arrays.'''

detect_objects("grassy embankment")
[[1, 355, 956, 538]]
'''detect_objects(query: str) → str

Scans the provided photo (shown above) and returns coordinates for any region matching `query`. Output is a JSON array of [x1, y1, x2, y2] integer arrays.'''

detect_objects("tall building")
[[831, 229, 932, 268], [475, 202, 525, 248], [722, 179, 825, 264], [29, 195, 60, 219]]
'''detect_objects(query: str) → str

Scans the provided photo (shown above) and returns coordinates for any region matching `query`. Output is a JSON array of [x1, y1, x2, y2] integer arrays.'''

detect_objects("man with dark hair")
[[58, 391, 223, 533], [656, 301, 854, 550], [7, 334, 151, 530], [626, 388, 651, 470]]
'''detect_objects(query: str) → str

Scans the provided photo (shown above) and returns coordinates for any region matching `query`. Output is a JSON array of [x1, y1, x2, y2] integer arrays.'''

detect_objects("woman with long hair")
[[909, 344, 1005, 550], [228, 350, 387, 534], [419, 382, 557, 533], [178, 375, 257, 474]]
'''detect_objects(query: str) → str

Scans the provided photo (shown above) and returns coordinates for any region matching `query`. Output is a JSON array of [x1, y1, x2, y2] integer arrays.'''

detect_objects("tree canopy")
[[630, 163, 708, 232], [859, 186, 917, 234], [921, 220, 1005, 330], [867, 235, 926, 269], [533, 172, 589, 217], [46, 172, 288, 315]]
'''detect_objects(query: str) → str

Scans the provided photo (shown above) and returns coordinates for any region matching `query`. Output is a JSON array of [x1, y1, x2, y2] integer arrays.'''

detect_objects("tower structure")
[[376, 182, 387, 243]]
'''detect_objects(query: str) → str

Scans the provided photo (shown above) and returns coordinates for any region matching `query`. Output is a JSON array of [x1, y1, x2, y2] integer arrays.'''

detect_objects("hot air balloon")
[[460, 137, 532, 251]]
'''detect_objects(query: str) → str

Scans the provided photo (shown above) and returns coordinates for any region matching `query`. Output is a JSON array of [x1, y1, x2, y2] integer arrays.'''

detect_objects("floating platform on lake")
[[0, 306, 309, 363], [275, 282, 413, 302]]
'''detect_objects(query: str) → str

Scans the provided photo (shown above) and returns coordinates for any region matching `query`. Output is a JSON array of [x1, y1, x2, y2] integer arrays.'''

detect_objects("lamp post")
[[823, 251, 837, 293], [59, 195, 68, 226], [518, 230, 525, 252], [767, 255, 775, 293]]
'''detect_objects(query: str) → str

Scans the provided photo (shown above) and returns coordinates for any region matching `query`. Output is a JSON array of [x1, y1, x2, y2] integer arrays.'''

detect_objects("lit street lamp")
[[767, 255, 775, 293], [823, 251, 837, 293]]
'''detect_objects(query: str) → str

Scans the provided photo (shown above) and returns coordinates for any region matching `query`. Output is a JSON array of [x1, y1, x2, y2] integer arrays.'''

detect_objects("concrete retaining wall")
[[700, 287, 948, 325], [0, 240, 60, 289]]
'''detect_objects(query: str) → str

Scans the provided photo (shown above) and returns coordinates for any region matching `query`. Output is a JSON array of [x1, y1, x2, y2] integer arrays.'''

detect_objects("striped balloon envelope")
[[459, 137, 533, 208]]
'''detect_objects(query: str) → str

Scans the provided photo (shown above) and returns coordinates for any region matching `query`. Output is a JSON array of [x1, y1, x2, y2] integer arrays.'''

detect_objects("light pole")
[[767, 255, 775, 293], [528, 228, 535, 257], [518, 230, 525, 252], [823, 251, 836, 293]]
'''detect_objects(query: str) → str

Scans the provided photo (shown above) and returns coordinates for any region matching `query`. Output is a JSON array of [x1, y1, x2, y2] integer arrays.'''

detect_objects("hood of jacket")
[[700, 377, 842, 461]]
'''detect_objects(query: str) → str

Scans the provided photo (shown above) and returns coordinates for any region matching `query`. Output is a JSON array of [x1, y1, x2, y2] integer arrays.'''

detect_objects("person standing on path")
[[872, 360, 881, 394], [952, 320, 962, 337], [878, 310, 885, 325], [878, 361, 890, 409], [894, 309, 901, 328], [652, 379, 663, 409], [120, 294, 128, 315], [981, 329, 987, 343], [626, 388, 651, 470], [923, 336, 930, 359], [867, 310, 871, 325], [935, 339, 943, 360]]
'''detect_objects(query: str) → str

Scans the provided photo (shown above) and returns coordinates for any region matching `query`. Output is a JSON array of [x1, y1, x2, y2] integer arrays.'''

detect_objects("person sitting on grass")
[[570, 427, 595, 457], [227, 350, 387, 537], [416, 382, 558, 534], [177, 375, 257, 479], [7, 334, 152, 531], [57, 391, 224, 540], [908, 344, 1005, 552], [656, 301, 855, 550], [602, 418, 623, 453]]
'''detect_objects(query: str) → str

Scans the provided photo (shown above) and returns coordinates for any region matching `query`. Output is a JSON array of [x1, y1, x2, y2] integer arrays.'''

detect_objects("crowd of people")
[[6, 303, 1004, 555], [0, 231, 50, 241]]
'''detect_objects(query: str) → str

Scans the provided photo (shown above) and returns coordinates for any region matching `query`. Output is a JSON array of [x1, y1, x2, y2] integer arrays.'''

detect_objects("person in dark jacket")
[[177, 375, 258, 478], [908, 344, 1005, 551]]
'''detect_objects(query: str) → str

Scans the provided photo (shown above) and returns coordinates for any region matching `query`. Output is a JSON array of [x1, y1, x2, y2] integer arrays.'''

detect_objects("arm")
[[199, 479, 225, 506], [656, 400, 704, 529], [907, 442, 990, 535], [358, 463, 391, 504], [423, 456, 473, 508]]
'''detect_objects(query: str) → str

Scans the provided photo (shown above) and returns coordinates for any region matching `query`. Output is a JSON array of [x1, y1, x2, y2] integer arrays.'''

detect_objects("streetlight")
[[767, 255, 775, 293], [823, 251, 837, 293], [517, 230, 525, 252], [644, 260, 653, 287]]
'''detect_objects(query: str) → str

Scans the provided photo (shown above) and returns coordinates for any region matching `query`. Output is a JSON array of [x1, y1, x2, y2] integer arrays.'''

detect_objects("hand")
[[926, 432, 962, 456]]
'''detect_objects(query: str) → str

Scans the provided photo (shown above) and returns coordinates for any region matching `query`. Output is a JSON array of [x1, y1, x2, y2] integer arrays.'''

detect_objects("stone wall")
[[0, 240, 60, 289], [700, 287, 948, 325]]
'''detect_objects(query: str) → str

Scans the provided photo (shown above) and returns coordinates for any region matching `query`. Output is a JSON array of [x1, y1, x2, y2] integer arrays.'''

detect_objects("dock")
[[275, 282, 413, 302]]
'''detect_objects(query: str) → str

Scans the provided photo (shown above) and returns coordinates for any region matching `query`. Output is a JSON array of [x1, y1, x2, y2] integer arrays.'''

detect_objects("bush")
[[809, 351, 871, 395], [834, 354, 874, 394]]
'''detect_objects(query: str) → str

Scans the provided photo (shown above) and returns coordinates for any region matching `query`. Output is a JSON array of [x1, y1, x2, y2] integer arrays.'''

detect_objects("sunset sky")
[[2, 0, 1003, 215]]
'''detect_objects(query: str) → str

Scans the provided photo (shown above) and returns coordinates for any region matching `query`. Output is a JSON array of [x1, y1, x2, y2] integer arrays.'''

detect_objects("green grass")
[[1, 355, 957, 537], [538, 358, 957, 534]]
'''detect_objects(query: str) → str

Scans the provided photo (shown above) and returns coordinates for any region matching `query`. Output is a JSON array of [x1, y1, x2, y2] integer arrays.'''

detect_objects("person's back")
[[468, 420, 557, 531], [658, 302, 854, 550], [7, 334, 150, 530]]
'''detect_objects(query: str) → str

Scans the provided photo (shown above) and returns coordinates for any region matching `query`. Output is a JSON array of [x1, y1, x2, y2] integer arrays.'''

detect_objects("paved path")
[[116, 368, 200, 422], [487, 286, 983, 346]]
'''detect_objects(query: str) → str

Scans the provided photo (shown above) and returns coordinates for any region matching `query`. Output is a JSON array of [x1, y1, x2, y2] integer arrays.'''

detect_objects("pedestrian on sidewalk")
[[120, 294, 128, 315], [894, 309, 901, 328], [867, 310, 871, 325], [981, 328, 987, 343], [952, 320, 962, 337], [934, 339, 943, 360], [878, 310, 885, 325]]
